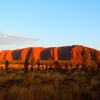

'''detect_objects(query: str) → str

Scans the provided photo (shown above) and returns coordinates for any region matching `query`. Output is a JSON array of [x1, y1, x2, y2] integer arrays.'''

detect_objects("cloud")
[[0, 31, 40, 45]]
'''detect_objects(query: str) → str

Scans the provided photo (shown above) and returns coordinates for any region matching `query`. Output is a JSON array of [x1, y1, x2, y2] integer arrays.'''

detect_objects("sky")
[[0, 0, 100, 51]]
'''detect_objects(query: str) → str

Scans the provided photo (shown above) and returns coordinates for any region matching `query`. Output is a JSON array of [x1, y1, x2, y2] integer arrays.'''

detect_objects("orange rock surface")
[[0, 45, 100, 60]]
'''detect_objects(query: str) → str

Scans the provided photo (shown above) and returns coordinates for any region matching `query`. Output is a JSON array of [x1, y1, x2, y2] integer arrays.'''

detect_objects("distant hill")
[[0, 45, 100, 60]]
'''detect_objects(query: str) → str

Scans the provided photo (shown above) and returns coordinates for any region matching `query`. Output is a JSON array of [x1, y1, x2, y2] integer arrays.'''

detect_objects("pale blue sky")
[[0, 0, 100, 51]]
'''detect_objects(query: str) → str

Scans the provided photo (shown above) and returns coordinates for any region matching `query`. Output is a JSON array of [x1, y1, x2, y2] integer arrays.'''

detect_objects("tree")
[[54, 60, 61, 71], [37, 58, 41, 70], [95, 56, 100, 69], [81, 47, 91, 74], [5, 60, 9, 74], [30, 57, 36, 71], [24, 59, 29, 74]]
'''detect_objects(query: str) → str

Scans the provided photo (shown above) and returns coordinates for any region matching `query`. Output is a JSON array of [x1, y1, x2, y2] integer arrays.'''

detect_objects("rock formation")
[[0, 45, 100, 60]]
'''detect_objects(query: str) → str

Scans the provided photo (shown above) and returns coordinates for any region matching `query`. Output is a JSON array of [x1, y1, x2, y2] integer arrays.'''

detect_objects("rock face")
[[0, 45, 100, 60]]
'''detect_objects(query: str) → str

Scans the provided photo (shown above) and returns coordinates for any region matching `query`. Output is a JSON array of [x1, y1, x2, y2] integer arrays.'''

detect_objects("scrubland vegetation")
[[0, 61, 100, 100]]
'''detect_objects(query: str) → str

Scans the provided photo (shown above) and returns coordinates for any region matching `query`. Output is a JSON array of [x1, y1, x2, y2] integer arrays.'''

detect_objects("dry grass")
[[0, 68, 100, 100]]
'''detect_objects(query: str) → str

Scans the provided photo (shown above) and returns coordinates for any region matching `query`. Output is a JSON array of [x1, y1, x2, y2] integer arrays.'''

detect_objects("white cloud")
[[0, 31, 40, 45]]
